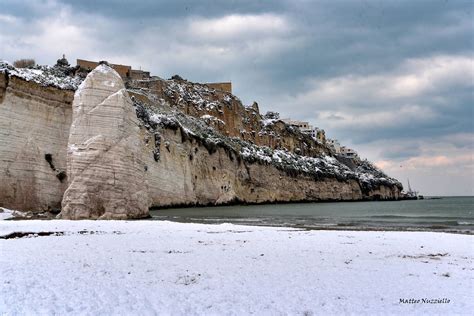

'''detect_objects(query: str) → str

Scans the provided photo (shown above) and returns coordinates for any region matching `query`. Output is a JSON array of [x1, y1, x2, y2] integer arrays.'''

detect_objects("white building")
[[281, 119, 325, 143], [281, 119, 311, 130], [340, 146, 358, 159], [327, 139, 341, 154]]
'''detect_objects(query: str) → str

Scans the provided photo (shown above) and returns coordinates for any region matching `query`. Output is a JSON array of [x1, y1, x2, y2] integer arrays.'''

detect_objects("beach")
[[1, 217, 472, 315]]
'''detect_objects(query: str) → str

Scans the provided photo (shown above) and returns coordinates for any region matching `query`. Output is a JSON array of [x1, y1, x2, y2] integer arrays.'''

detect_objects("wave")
[[369, 215, 472, 220]]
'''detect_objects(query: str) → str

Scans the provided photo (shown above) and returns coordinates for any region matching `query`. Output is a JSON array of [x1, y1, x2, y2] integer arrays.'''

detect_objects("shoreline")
[[147, 218, 474, 235], [0, 197, 418, 221], [156, 220, 474, 235], [4, 214, 472, 235], [149, 196, 407, 211]]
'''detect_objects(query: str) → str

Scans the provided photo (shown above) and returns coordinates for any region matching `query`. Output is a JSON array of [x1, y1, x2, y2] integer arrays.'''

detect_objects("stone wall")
[[130, 69, 150, 80], [77, 59, 131, 78], [206, 82, 232, 93]]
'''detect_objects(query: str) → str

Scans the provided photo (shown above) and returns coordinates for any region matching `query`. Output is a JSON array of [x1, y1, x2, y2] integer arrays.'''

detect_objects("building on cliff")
[[76, 59, 150, 80], [340, 146, 359, 159], [281, 118, 326, 143], [205, 82, 232, 93], [326, 139, 359, 160], [130, 69, 151, 80], [327, 139, 341, 154], [77, 59, 132, 78]]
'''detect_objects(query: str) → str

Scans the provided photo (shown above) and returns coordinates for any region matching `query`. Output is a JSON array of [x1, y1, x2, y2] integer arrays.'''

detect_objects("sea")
[[150, 196, 474, 234]]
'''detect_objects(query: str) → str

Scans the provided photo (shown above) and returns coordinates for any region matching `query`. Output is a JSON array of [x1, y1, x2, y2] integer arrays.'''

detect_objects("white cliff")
[[0, 71, 72, 211]]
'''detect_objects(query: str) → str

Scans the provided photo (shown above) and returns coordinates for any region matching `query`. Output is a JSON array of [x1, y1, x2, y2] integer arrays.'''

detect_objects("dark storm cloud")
[[57, 0, 289, 19]]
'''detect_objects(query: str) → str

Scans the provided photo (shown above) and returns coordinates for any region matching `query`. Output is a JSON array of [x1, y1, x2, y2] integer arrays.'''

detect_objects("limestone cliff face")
[[0, 72, 73, 211], [136, 111, 400, 207], [60, 65, 150, 219], [0, 61, 402, 218], [144, 127, 377, 207]]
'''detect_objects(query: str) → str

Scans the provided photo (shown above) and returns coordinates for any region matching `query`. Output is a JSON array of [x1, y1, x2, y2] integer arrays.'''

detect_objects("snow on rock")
[[132, 98, 400, 191], [164, 79, 219, 111], [239, 142, 400, 188], [260, 118, 278, 127], [0, 220, 472, 315], [0, 207, 33, 220], [0, 60, 83, 90], [163, 79, 239, 112], [0, 208, 17, 220], [200, 114, 226, 126]]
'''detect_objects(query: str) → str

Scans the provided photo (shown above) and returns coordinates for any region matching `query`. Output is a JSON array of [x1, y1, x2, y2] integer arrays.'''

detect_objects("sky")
[[1, 0, 473, 195]]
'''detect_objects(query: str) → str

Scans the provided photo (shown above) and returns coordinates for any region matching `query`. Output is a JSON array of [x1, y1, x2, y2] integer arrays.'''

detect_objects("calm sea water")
[[150, 196, 474, 234]]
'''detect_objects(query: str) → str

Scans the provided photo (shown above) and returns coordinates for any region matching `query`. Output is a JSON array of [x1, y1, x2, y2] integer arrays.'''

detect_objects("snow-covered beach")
[[1, 216, 472, 315]]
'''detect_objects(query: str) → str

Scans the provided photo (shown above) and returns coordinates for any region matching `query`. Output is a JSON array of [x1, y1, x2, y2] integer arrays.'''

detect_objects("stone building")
[[206, 82, 232, 93], [130, 69, 151, 80], [77, 59, 132, 78], [77, 59, 154, 81], [281, 119, 311, 130]]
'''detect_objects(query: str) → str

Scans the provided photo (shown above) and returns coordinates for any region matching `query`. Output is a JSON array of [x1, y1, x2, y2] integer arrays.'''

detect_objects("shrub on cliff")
[[13, 59, 35, 68], [263, 111, 280, 120], [170, 74, 185, 81]]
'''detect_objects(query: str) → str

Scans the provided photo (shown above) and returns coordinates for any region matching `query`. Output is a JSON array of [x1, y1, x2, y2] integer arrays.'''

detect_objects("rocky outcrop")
[[60, 65, 150, 219]]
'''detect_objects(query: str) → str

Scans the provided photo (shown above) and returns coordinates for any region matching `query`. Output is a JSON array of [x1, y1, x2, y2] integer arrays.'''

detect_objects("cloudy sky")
[[1, 0, 473, 195]]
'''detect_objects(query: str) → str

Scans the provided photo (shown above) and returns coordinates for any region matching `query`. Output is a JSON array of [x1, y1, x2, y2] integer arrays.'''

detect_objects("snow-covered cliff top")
[[0, 60, 83, 90], [163, 78, 241, 113]]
